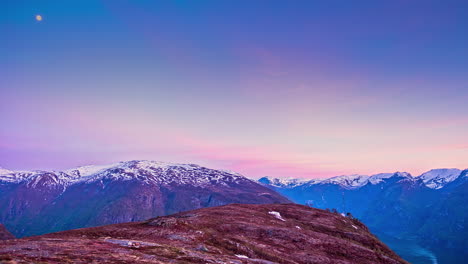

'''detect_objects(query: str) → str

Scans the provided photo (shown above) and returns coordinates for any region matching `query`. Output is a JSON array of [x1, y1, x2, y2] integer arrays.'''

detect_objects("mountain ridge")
[[259, 168, 466, 190], [0, 160, 289, 238], [0, 160, 246, 186]]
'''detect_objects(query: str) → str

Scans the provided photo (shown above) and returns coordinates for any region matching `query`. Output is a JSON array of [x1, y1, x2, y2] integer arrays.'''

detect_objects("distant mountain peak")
[[67, 160, 202, 176], [258, 176, 322, 188], [393, 171, 412, 177], [260, 172, 417, 190], [461, 169, 468, 177], [320, 174, 370, 189], [367, 173, 394, 184], [260, 169, 465, 191], [417, 168, 462, 189]]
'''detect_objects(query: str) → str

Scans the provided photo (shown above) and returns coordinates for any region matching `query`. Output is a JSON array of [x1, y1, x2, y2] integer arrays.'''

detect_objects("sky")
[[1, 0, 468, 178]]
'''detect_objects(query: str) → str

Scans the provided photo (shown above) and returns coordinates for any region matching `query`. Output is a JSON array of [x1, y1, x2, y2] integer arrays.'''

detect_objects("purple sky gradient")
[[1, 1, 467, 178]]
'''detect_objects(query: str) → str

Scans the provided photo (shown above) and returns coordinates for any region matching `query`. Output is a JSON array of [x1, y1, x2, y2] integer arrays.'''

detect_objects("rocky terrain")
[[0, 204, 407, 264], [0, 225, 14, 241], [0, 160, 289, 237]]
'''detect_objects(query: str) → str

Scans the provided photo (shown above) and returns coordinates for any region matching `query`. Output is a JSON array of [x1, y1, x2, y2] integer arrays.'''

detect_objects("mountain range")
[[259, 168, 464, 190], [259, 168, 468, 263], [1, 161, 466, 263], [0, 160, 288, 237]]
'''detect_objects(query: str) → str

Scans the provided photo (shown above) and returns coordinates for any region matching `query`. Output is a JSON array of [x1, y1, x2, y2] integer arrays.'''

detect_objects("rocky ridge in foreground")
[[0, 204, 407, 264], [0, 224, 14, 241]]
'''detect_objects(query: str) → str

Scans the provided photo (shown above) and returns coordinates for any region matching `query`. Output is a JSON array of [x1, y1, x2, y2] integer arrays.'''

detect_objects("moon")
[[35, 15, 43, 21]]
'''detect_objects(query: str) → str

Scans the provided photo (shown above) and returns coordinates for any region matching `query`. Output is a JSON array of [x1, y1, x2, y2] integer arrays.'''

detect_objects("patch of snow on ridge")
[[367, 172, 411, 184], [259, 169, 464, 190], [65, 163, 123, 178], [262, 172, 416, 189], [418, 168, 462, 189], [320, 174, 370, 189], [0, 167, 13, 175], [0, 167, 17, 182], [67, 160, 202, 177], [0, 170, 46, 183], [219, 169, 243, 177], [269, 211, 286, 221], [259, 176, 318, 188], [0, 171, 17, 183], [65, 160, 247, 185], [367, 173, 395, 184], [0, 160, 248, 187]]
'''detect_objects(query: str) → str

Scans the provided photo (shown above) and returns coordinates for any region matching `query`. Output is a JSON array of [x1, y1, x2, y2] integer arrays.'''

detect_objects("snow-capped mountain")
[[258, 177, 319, 188], [319, 174, 370, 189], [260, 171, 413, 190], [0, 160, 246, 187], [0, 160, 289, 238], [259, 168, 468, 258], [417, 168, 462, 189]]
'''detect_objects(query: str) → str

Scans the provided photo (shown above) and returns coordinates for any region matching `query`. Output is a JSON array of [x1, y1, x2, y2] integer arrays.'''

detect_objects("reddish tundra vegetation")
[[0, 204, 407, 264], [0, 225, 15, 241]]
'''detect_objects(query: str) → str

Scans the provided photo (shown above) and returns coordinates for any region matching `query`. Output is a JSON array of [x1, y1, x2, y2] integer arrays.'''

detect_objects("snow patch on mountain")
[[0, 170, 46, 183], [367, 173, 396, 184], [258, 177, 314, 188], [65, 163, 123, 178], [0, 160, 249, 187], [269, 211, 286, 221], [319, 174, 370, 189], [417, 168, 462, 189], [261, 169, 465, 190], [0, 167, 13, 175], [368, 172, 412, 184], [261, 171, 414, 190], [0, 167, 15, 182]]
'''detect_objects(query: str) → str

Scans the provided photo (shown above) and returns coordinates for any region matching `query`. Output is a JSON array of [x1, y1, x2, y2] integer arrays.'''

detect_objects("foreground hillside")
[[0, 160, 289, 237], [0, 204, 407, 264], [0, 225, 14, 241]]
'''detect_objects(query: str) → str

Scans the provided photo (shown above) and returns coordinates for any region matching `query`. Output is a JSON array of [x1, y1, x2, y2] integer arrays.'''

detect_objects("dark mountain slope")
[[418, 178, 468, 253]]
